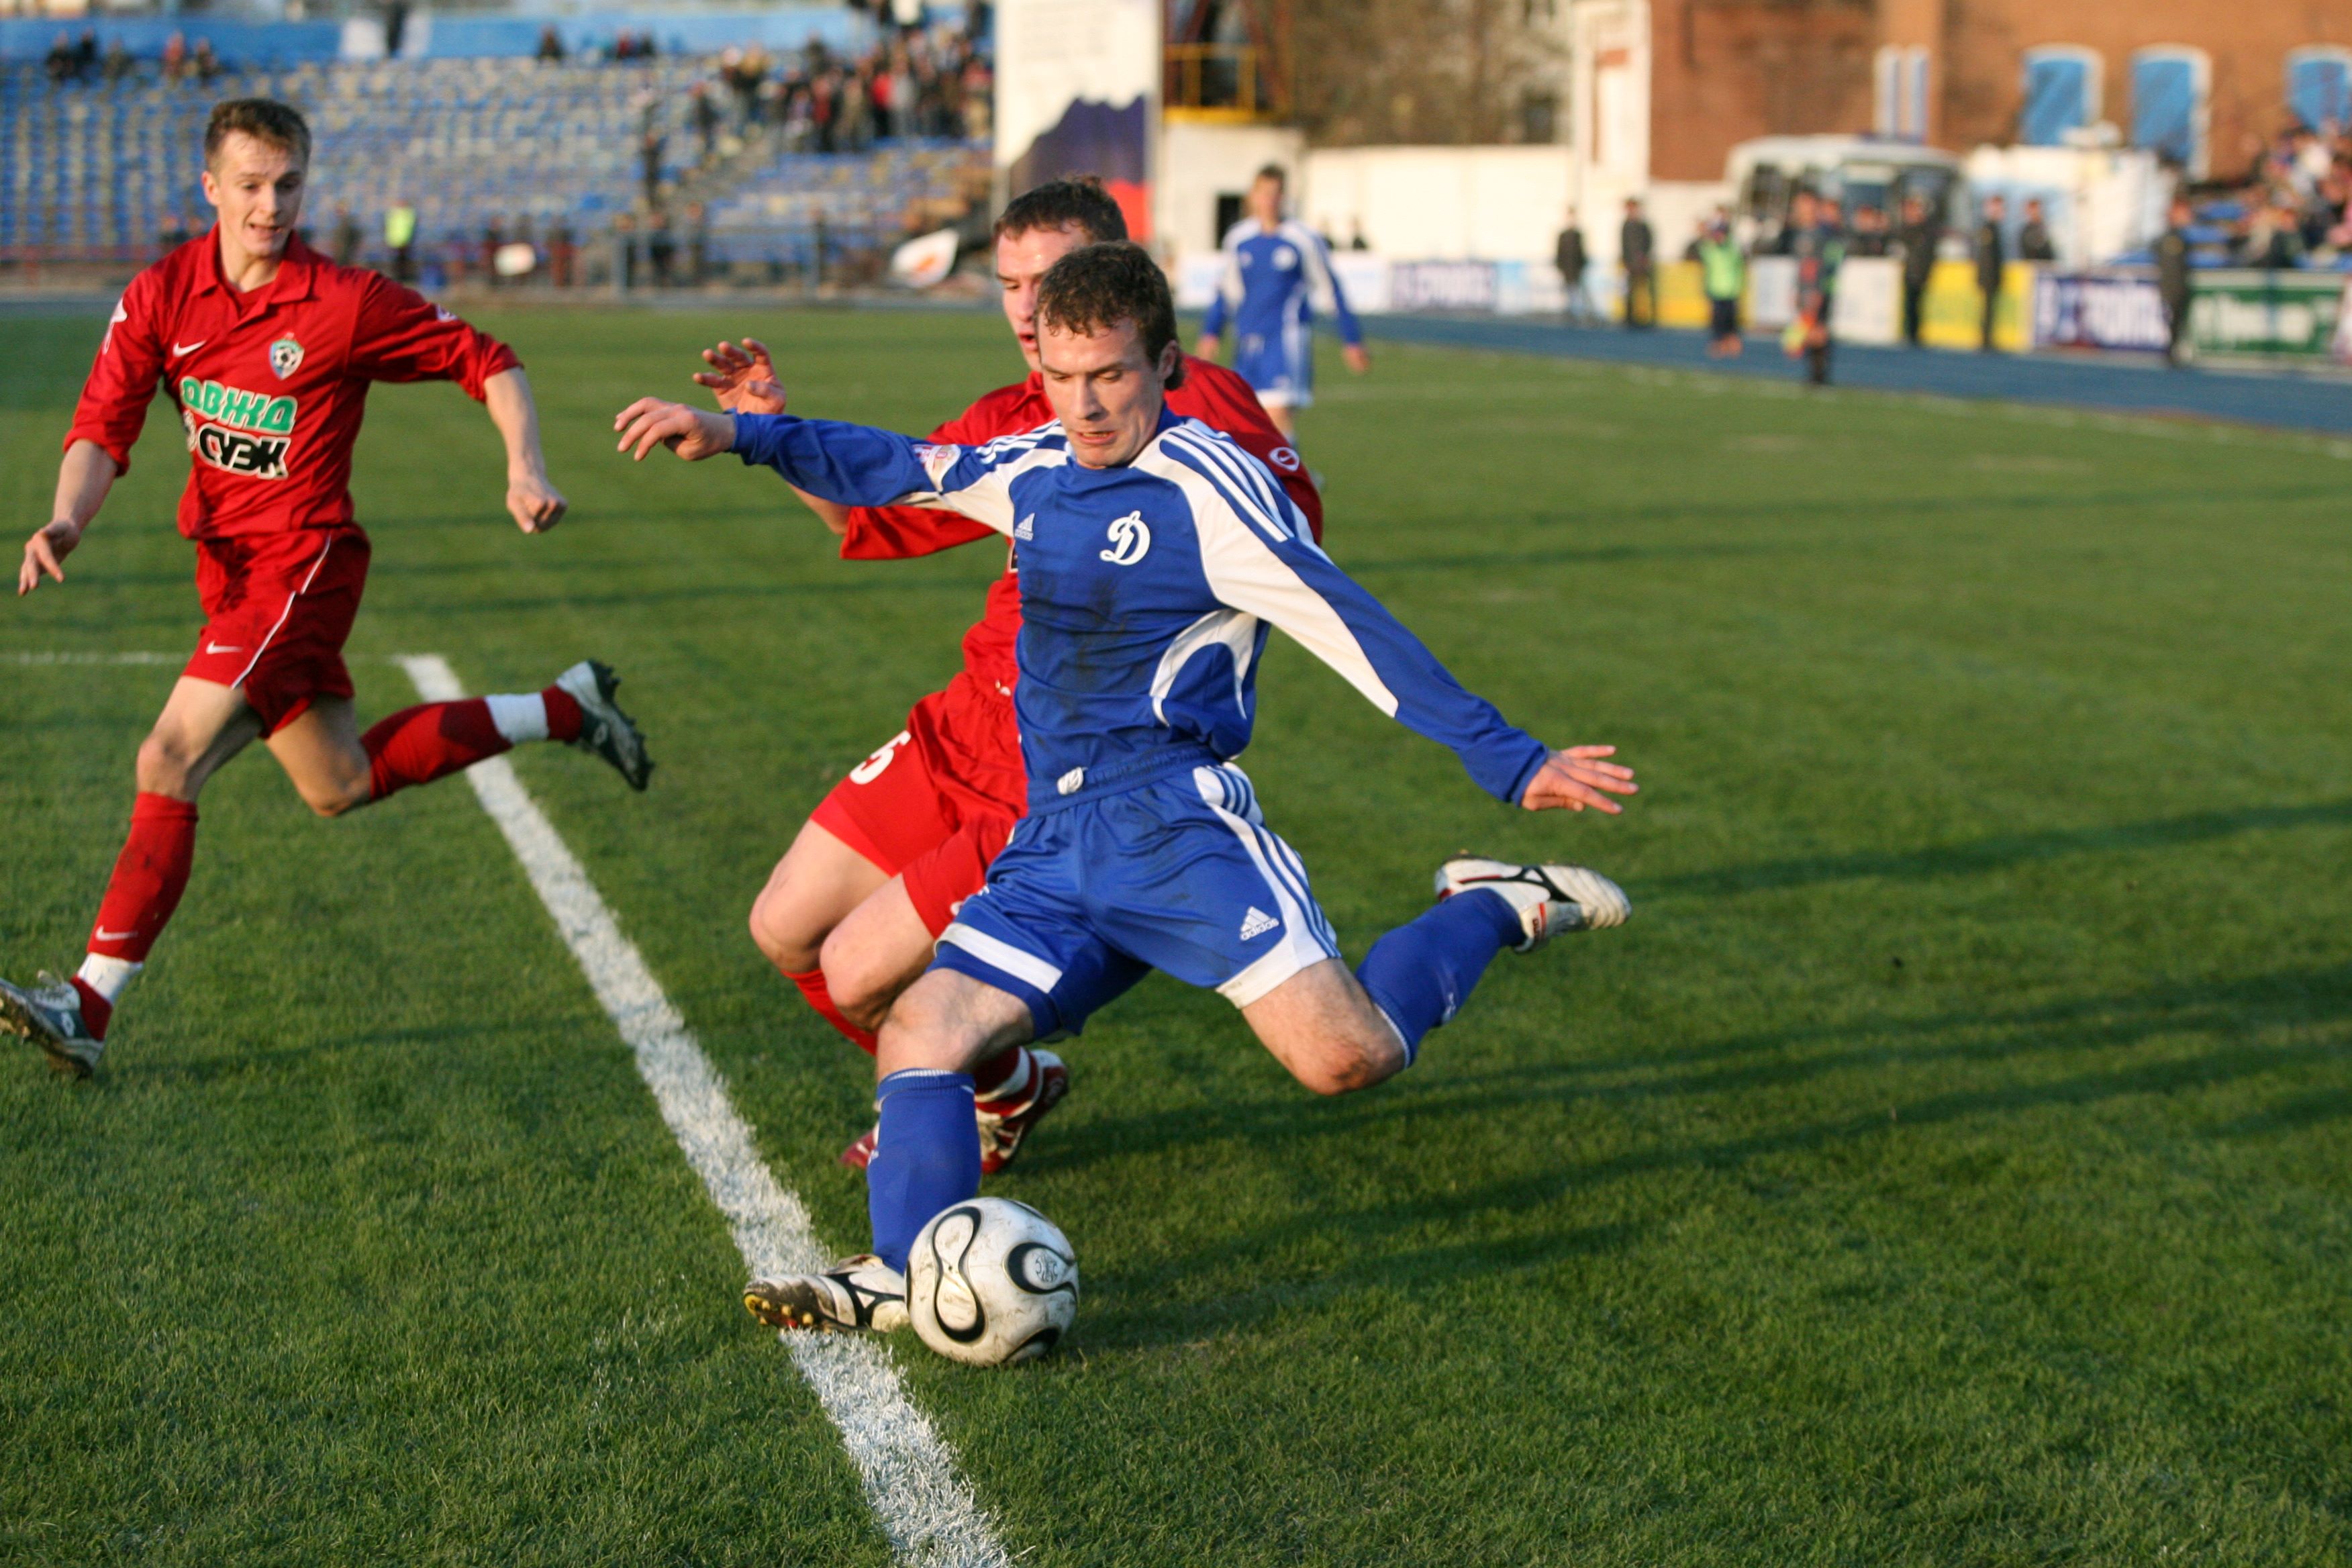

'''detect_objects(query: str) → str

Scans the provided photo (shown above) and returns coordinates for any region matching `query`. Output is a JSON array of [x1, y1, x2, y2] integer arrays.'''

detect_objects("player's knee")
[[298, 774, 372, 818], [748, 886, 826, 973], [1291, 1028, 1405, 1096], [818, 929, 895, 1030], [134, 732, 201, 797]]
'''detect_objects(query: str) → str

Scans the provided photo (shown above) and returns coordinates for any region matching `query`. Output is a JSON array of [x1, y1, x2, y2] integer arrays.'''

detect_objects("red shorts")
[[184, 528, 369, 736], [811, 684, 1022, 937]]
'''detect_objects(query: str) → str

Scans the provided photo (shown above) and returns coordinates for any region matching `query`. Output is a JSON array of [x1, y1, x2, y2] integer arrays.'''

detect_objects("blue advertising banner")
[[2031, 270, 2171, 353]]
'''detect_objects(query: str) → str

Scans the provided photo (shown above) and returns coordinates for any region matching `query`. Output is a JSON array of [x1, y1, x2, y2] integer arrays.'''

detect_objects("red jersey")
[[836, 355, 1322, 699], [66, 230, 520, 542]]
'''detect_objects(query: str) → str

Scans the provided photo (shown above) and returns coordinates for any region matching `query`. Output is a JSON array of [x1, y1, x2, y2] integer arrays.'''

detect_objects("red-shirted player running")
[[696, 179, 1320, 1173], [0, 99, 650, 1079]]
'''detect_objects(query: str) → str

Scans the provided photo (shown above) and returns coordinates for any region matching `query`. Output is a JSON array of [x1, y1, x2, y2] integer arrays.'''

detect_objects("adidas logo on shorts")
[[1238, 906, 1279, 941]]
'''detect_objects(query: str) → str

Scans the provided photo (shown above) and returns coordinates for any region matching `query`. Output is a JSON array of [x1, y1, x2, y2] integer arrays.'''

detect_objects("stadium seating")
[[701, 142, 983, 273], [0, 59, 983, 273]]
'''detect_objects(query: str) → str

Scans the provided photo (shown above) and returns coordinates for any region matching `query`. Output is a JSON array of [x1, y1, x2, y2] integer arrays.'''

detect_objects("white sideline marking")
[[2, 650, 183, 664], [399, 654, 1010, 1568]]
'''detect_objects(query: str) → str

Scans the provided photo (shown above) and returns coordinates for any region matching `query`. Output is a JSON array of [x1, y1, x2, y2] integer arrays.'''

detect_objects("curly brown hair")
[[205, 99, 311, 167], [1033, 242, 1185, 389]]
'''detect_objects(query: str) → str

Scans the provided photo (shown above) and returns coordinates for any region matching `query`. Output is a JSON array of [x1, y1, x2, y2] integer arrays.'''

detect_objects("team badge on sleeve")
[[269, 336, 305, 379], [914, 442, 961, 487]]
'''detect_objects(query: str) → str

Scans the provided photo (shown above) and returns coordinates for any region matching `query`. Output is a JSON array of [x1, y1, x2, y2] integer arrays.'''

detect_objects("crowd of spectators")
[[44, 29, 222, 87], [703, 30, 991, 154], [2221, 123, 2352, 267]]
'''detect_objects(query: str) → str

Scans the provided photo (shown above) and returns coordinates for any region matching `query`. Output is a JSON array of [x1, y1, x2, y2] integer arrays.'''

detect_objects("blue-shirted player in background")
[[1195, 164, 1369, 443], [614, 244, 1636, 1341]]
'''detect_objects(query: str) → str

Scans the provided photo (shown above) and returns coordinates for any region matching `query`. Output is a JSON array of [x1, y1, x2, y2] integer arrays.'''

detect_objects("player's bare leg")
[[748, 820, 889, 976], [1241, 959, 1409, 1095], [265, 697, 375, 815], [744, 969, 1031, 1333], [5, 664, 648, 1076]]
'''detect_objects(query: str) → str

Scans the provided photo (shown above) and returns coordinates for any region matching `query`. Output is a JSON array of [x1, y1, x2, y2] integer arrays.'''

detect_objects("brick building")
[[1562, 0, 2352, 256]]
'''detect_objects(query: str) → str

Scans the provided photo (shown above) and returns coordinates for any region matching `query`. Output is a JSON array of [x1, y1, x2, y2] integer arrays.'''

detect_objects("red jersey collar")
[[195, 227, 322, 308]]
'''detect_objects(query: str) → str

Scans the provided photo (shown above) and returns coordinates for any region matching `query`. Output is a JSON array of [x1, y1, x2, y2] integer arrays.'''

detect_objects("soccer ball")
[[906, 1197, 1078, 1366]]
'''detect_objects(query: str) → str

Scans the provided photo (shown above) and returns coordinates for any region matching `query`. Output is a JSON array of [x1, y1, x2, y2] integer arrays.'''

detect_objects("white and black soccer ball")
[[906, 1197, 1078, 1367]]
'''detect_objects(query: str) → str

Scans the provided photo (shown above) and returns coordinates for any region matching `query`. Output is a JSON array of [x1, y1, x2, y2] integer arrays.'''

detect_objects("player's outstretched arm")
[[1517, 744, 1638, 814], [19, 439, 117, 597], [483, 369, 568, 534]]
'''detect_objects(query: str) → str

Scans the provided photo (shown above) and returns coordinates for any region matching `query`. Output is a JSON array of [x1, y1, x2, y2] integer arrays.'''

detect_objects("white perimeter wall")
[[1297, 146, 1573, 262], [1157, 120, 1307, 261]]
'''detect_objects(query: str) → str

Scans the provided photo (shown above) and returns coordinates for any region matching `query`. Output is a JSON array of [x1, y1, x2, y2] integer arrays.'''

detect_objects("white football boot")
[[1434, 857, 1631, 952], [743, 1255, 909, 1334], [554, 659, 653, 792], [0, 971, 105, 1078]]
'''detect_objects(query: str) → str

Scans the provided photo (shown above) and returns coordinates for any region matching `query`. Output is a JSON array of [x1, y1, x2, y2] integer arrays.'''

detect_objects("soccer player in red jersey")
[[0, 99, 650, 1079], [693, 179, 1320, 1172]]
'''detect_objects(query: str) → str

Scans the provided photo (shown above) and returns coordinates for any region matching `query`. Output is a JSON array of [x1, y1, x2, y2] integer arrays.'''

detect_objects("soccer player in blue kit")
[[1194, 164, 1369, 442], [612, 243, 1637, 1338]]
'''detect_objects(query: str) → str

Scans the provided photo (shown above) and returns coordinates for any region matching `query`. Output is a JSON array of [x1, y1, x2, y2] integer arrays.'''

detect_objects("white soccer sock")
[[76, 953, 142, 1004], [485, 692, 550, 744]]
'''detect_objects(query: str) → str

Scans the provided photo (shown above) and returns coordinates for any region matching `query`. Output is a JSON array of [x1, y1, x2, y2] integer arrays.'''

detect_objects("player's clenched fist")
[[17, 520, 83, 597], [1518, 744, 1638, 814], [505, 473, 569, 534], [614, 398, 736, 462]]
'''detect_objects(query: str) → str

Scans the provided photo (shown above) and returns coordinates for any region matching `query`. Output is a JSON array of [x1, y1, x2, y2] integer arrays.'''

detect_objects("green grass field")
[[3, 305, 2349, 1566]]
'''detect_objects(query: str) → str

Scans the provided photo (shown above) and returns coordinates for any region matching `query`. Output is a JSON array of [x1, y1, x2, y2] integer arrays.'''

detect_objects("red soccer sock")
[[972, 1044, 1032, 1101], [541, 684, 584, 744], [70, 979, 113, 1040], [88, 793, 199, 967], [785, 967, 879, 1056], [362, 698, 512, 800]]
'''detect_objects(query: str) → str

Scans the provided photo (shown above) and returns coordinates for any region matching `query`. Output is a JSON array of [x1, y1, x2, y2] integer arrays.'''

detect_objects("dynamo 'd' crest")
[[1100, 511, 1150, 566]]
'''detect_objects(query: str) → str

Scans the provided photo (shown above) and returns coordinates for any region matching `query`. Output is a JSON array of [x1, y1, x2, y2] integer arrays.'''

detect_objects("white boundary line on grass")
[[399, 654, 1010, 1568]]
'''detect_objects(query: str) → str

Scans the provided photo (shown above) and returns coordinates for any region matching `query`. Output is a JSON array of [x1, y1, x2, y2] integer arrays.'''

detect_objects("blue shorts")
[[1233, 324, 1313, 409], [931, 762, 1342, 1038]]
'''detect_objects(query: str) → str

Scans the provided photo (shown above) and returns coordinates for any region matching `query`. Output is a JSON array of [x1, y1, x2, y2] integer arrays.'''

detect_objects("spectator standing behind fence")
[[1973, 194, 2006, 352], [2018, 199, 2057, 262], [691, 82, 720, 164], [332, 203, 362, 268], [1620, 197, 1655, 329], [648, 212, 677, 288], [611, 212, 638, 295], [1555, 208, 1592, 326], [385, 198, 416, 283], [2155, 197, 2194, 369], [685, 203, 710, 287], [536, 26, 565, 62], [1697, 215, 1745, 357], [1897, 194, 1934, 348], [548, 218, 577, 288]]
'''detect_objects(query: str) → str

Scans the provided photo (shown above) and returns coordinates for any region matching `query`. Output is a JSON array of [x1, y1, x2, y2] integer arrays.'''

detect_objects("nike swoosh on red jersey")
[[205, 641, 244, 654], [173, 340, 207, 356]]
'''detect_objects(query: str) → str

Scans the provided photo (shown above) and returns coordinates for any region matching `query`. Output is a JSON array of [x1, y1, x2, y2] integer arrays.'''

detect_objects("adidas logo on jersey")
[[1238, 907, 1279, 941], [1014, 513, 1034, 540]]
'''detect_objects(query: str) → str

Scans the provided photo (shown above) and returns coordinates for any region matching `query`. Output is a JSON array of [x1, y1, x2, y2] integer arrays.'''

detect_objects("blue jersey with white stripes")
[[732, 409, 1547, 815], [1200, 218, 1363, 350]]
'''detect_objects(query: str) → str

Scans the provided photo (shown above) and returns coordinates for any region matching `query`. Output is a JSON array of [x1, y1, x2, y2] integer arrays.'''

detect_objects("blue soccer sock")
[[867, 1068, 981, 1273], [1355, 889, 1525, 1065]]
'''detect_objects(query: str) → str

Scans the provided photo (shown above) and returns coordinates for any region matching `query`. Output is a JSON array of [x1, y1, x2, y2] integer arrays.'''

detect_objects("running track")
[[1363, 315, 2352, 438]]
